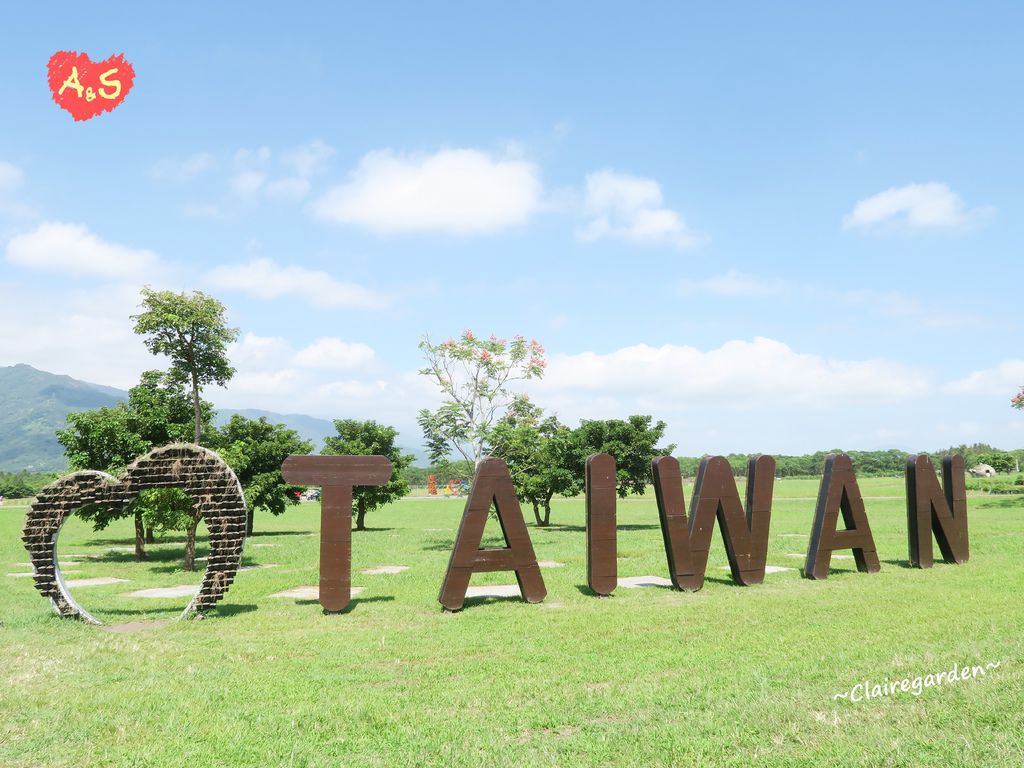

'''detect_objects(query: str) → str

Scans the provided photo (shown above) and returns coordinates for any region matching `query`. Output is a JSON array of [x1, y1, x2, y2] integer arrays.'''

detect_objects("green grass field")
[[2, 478, 1022, 767]]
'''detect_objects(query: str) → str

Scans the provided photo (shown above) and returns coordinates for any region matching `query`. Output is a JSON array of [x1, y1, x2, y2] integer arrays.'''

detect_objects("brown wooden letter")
[[586, 453, 617, 596], [281, 455, 393, 612], [906, 453, 969, 568], [651, 455, 775, 591], [438, 458, 546, 611], [804, 453, 880, 580]]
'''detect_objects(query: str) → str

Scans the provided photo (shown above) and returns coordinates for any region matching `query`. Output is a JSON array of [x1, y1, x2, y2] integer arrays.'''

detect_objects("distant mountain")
[[213, 409, 338, 451], [0, 364, 125, 472], [0, 365, 348, 472]]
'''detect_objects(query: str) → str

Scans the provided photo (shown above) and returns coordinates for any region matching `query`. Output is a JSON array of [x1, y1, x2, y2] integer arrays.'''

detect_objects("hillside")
[[0, 365, 342, 472]]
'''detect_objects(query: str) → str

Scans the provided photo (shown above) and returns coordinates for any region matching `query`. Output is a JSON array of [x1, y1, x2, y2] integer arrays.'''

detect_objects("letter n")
[[906, 454, 968, 567], [586, 453, 617, 596], [438, 458, 546, 611], [804, 453, 880, 580], [651, 455, 775, 591], [282, 455, 392, 612]]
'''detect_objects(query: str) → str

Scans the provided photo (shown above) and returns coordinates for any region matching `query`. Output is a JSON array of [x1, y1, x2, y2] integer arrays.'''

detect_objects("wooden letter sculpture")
[[438, 458, 546, 611], [804, 453, 880, 579], [651, 455, 775, 591], [281, 455, 393, 612], [585, 453, 617, 596], [906, 453, 969, 567]]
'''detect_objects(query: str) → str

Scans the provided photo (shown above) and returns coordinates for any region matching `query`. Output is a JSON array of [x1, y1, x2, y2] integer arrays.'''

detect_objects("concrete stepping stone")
[[270, 586, 365, 600], [617, 575, 674, 589], [465, 584, 521, 598], [124, 584, 198, 598], [779, 533, 805, 538], [238, 564, 278, 571], [786, 552, 851, 560], [718, 565, 794, 574], [249, 543, 276, 548], [538, 560, 564, 568], [67, 577, 129, 587], [361, 565, 409, 575]]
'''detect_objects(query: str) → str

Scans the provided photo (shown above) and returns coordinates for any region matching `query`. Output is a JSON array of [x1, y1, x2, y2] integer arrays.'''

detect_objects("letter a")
[[439, 458, 546, 611], [906, 454, 969, 567], [281, 455, 392, 612], [586, 453, 617, 596], [59, 66, 84, 97], [804, 454, 880, 580]]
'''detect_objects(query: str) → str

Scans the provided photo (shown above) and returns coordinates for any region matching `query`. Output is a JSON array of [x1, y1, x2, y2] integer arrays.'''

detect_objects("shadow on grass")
[[882, 559, 915, 569], [352, 527, 395, 533], [537, 524, 660, 533], [294, 595, 395, 614]]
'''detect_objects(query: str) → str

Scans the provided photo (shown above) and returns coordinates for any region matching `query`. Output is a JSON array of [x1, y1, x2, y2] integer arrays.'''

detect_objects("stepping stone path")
[[250, 543, 276, 548], [124, 585, 198, 599], [238, 564, 278, 571], [270, 586, 365, 600], [361, 565, 409, 575], [67, 577, 129, 588], [779, 533, 805, 538], [538, 560, 564, 568], [718, 565, 795, 574], [617, 575, 674, 589], [465, 584, 521, 598]]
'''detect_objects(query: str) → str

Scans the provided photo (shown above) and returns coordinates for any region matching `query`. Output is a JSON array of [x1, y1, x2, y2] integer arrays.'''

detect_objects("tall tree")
[[574, 415, 676, 497], [321, 420, 414, 530], [490, 398, 582, 526], [417, 330, 546, 466], [55, 370, 212, 563], [210, 415, 313, 535], [131, 288, 239, 444]]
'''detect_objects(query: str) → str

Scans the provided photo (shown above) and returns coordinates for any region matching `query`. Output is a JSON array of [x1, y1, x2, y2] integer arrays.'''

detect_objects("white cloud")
[[678, 270, 789, 297], [293, 338, 376, 370], [5, 222, 160, 280], [843, 182, 988, 230], [282, 139, 335, 178], [537, 337, 928, 410], [943, 360, 1024, 396], [310, 148, 542, 234], [579, 170, 701, 249], [150, 153, 215, 182], [229, 171, 267, 197], [204, 257, 391, 309], [0, 160, 24, 192], [264, 177, 311, 201]]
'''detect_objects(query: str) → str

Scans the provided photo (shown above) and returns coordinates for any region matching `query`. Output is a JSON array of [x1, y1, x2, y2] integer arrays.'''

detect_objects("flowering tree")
[[1014, 388, 1024, 410], [417, 330, 546, 466]]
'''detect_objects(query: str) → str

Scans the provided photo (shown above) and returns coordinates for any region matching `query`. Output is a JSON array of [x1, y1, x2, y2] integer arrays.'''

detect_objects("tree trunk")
[[145, 526, 155, 544], [542, 493, 554, 527], [355, 498, 366, 531], [532, 500, 543, 527], [246, 507, 255, 537], [191, 374, 202, 444], [133, 511, 147, 561], [184, 519, 198, 571]]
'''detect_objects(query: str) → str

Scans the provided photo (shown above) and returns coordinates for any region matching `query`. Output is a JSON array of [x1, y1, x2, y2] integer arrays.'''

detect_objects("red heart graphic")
[[47, 51, 135, 122]]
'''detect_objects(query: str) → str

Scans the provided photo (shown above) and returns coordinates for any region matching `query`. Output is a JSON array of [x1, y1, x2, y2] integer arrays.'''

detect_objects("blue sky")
[[2, 3, 1022, 456]]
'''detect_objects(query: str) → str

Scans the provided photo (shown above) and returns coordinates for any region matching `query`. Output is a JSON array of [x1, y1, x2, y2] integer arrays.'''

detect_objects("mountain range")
[[0, 364, 343, 472]]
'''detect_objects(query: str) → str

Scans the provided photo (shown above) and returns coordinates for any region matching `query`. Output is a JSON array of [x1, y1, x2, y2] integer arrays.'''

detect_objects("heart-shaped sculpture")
[[22, 444, 247, 624], [47, 51, 135, 121]]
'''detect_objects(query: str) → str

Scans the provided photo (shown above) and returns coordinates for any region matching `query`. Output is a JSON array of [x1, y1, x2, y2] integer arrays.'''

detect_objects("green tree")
[[977, 451, 1015, 474], [56, 404, 152, 559], [417, 330, 546, 466], [574, 415, 675, 497], [322, 420, 414, 530], [490, 398, 582, 526], [132, 287, 239, 444], [210, 415, 313, 535]]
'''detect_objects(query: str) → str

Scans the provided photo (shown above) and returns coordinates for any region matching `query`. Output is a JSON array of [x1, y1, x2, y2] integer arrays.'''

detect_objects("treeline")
[[0, 471, 58, 499]]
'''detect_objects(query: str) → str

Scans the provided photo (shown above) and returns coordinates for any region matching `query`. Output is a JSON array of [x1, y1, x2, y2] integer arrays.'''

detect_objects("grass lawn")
[[1, 477, 1022, 767]]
